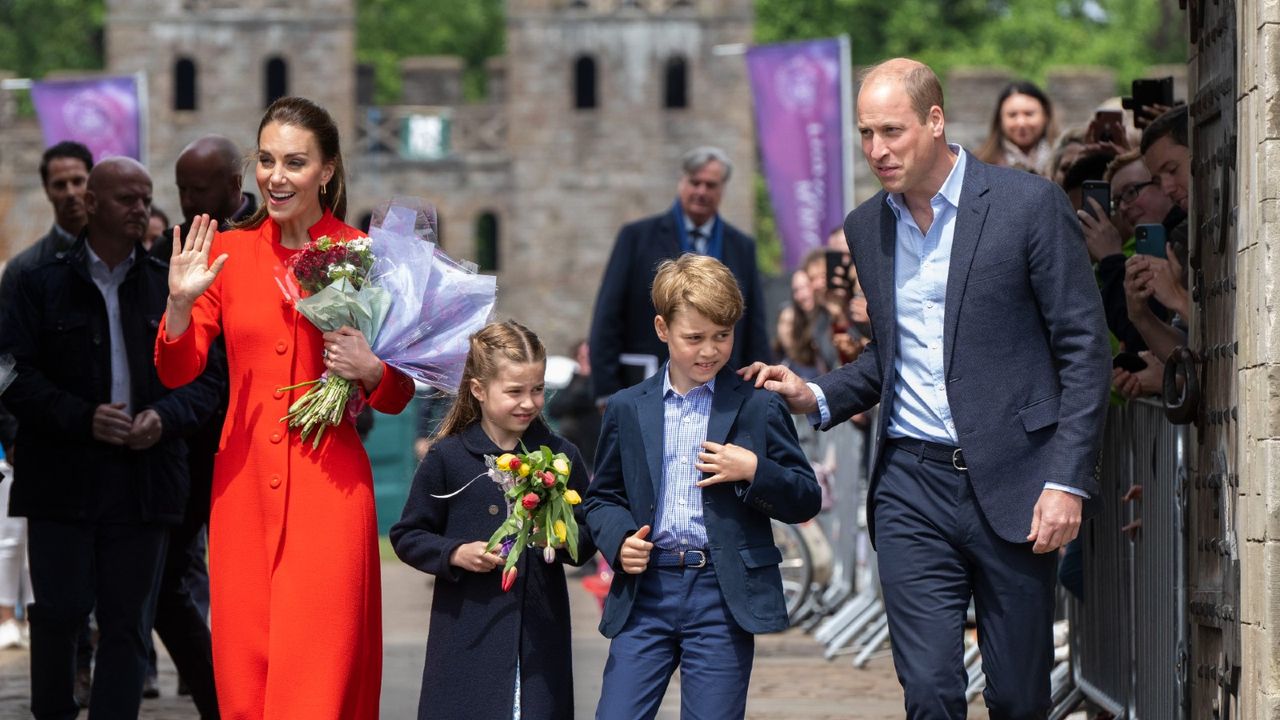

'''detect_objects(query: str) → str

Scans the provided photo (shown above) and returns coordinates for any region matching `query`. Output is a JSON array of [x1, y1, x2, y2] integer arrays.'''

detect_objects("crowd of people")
[[0, 55, 1192, 720]]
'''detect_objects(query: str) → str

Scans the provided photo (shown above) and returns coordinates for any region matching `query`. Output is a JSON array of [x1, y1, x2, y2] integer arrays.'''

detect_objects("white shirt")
[[85, 244, 134, 414]]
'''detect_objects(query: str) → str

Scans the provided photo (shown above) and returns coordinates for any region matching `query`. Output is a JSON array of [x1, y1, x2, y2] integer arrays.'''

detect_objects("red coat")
[[156, 210, 413, 719]]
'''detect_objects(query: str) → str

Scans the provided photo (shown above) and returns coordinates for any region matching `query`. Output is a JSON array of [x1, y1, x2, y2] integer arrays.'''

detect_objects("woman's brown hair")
[[433, 320, 546, 441], [234, 96, 347, 229]]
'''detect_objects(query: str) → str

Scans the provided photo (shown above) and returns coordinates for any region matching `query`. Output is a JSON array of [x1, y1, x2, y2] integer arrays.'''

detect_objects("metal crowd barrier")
[[1064, 398, 1187, 719]]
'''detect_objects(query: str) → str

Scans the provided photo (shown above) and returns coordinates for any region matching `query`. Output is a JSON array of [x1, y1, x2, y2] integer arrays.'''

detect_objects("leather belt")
[[652, 548, 711, 568], [889, 438, 968, 471]]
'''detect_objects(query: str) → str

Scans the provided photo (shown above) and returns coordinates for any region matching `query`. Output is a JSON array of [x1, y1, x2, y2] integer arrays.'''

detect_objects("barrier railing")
[[1066, 398, 1187, 719]]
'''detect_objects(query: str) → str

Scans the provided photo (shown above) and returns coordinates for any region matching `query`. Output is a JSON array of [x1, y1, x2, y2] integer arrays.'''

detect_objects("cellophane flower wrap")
[[278, 198, 496, 447], [483, 445, 582, 592], [278, 234, 388, 447]]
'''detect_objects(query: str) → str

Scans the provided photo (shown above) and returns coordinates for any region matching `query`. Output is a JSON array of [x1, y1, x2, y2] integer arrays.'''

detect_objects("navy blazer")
[[585, 367, 821, 638], [814, 156, 1111, 544], [589, 210, 771, 400]]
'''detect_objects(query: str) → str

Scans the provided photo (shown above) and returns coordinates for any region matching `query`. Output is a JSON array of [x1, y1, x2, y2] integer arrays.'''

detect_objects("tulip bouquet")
[[483, 446, 582, 592]]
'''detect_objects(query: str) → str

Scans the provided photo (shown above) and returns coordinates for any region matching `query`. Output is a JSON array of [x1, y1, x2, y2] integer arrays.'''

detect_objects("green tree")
[[356, 0, 504, 104], [0, 0, 105, 79]]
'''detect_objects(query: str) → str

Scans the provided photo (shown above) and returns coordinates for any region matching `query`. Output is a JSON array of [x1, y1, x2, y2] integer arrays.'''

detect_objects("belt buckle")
[[951, 448, 967, 472], [682, 549, 707, 568]]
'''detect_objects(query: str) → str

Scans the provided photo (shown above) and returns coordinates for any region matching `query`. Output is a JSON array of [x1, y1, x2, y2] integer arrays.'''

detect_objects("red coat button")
[[273, 389, 285, 400], [275, 341, 288, 354], [270, 432, 282, 444], [270, 475, 281, 488]]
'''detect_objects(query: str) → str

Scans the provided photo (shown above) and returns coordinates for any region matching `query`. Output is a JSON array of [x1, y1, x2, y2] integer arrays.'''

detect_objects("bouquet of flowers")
[[278, 235, 389, 446], [483, 446, 582, 592], [277, 198, 496, 447]]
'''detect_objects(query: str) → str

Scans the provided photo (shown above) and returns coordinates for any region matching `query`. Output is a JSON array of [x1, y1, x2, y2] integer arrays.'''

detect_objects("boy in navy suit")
[[585, 254, 821, 720]]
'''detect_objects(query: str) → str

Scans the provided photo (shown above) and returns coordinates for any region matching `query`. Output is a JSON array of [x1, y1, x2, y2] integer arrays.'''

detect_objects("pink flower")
[[541, 471, 556, 488], [502, 566, 518, 592], [521, 492, 540, 511]]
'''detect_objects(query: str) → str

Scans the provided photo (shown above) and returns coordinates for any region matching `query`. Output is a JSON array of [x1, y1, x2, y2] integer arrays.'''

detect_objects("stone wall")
[[1236, 0, 1280, 716]]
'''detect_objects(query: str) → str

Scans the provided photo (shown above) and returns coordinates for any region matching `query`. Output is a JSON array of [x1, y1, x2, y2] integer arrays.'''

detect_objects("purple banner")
[[747, 39, 847, 272], [31, 75, 142, 162]]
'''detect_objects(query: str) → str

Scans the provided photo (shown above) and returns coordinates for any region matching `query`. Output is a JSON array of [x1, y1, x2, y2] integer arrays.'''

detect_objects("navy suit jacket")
[[814, 156, 1111, 544], [585, 367, 821, 638], [589, 210, 771, 400]]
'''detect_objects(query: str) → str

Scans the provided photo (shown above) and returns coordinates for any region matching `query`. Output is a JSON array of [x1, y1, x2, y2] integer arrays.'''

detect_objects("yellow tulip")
[[496, 453, 516, 471], [518, 463, 531, 478], [564, 489, 582, 506], [554, 519, 567, 544], [553, 457, 571, 476]]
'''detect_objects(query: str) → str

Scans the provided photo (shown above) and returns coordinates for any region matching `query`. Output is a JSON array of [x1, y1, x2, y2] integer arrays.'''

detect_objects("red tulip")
[[542, 471, 556, 488], [521, 492, 540, 510], [502, 565, 518, 592], [508, 457, 522, 471]]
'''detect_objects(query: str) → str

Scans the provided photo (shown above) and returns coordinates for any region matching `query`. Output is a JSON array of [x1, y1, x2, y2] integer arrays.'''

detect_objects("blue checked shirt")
[[651, 367, 713, 550]]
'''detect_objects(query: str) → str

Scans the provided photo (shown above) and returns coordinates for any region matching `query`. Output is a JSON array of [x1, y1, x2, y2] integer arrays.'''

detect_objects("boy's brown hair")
[[651, 253, 744, 327]]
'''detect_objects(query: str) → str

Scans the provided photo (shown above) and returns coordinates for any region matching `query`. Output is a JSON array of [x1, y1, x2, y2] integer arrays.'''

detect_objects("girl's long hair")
[[433, 320, 546, 441]]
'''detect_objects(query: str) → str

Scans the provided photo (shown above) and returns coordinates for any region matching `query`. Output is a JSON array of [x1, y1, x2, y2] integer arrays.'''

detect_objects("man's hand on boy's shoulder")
[[695, 441, 757, 487], [619, 525, 654, 574], [738, 362, 818, 414]]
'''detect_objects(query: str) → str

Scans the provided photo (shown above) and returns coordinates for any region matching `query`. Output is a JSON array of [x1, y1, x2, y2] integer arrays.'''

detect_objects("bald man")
[[744, 59, 1109, 718], [0, 158, 224, 719], [151, 134, 255, 260]]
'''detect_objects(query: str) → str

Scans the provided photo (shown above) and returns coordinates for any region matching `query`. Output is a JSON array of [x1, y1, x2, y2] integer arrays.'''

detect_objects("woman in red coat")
[[155, 96, 413, 719]]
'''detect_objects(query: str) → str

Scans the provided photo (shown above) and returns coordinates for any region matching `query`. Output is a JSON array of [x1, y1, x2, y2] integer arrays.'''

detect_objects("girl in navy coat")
[[390, 320, 595, 720]]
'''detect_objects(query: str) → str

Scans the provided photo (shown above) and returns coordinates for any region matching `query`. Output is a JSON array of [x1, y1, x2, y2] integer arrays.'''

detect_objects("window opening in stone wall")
[[475, 212, 499, 271], [664, 56, 688, 109], [265, 56, 289, 108], [174, 58, 197, 111], [574, 56, 597, 110]]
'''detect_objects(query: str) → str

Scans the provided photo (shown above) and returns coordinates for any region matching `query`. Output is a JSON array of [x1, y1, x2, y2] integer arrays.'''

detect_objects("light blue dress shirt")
[[651, 366, 713, 550], [809, 147, 1086, 498]]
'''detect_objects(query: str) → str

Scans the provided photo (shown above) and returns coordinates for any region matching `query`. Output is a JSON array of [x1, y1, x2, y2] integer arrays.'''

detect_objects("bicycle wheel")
[[771, 519, 814, 623]]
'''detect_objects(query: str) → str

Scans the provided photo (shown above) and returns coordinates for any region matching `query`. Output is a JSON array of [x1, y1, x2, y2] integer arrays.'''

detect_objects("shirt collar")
[[85, 242, 135, 278], [682, 211, 716, 237], [661, 362, 716, 398], [886, 144, 967, 220], [51, 223, 78, 248]]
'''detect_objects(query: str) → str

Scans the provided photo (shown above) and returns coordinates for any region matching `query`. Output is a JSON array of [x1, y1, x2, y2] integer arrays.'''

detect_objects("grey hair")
[[680, 146, 733, 183]]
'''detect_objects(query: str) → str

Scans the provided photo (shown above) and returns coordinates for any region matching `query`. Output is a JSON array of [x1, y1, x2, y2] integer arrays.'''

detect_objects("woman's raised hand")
[[168, 214, 228, 308]]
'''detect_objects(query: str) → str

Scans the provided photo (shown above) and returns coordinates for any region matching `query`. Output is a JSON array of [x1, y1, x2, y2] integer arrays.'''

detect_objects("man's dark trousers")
[[27, 519, 167, 720], [875, 444, 1057, 720]]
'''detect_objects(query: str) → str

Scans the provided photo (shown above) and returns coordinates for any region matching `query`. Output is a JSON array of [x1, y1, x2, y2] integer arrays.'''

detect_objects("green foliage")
[[0, 0, 105, 77], [755, 0, 1186, 93], [753, 171, 782, 276], [356, 0, 505, 104]]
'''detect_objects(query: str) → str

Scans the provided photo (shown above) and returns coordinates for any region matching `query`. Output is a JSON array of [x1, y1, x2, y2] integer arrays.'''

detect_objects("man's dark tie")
[[690, 228, 708, 255]]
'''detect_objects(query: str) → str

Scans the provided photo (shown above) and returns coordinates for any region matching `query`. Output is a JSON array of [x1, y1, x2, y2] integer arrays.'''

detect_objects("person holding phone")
[[975, 81, 1058, 177]]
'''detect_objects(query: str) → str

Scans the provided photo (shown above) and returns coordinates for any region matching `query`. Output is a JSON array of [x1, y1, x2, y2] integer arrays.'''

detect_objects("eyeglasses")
[[1114, 180, 1157, 206]]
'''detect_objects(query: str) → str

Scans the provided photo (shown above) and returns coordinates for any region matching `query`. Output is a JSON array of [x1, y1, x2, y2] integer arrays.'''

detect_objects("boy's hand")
[[619, 524, 653, 575], [695, 441, 757, 486]]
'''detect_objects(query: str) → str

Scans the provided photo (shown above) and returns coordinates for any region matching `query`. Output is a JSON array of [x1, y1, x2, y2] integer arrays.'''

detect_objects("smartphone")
[[1093, 110, 1124, 143], [825, 249, 853, 294], [1134, 224, 1168, 258], [1113, 352, 1149, 373], [1131, 77, 1175, 115], [1082, 180, 1111, 220]]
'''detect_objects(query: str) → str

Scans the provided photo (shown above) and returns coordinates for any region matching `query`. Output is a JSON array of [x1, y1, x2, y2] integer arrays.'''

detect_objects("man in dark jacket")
[[143, 134, 252, 713], [589, 146, 770, 403], [0, 158, 223, 720]]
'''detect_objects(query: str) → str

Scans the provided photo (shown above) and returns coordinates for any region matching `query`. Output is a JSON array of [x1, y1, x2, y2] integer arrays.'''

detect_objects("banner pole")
[[839, 33, 854, 213]]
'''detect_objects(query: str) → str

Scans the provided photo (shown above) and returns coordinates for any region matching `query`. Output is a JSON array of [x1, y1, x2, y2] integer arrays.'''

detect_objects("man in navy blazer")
[[586, 255, 820, 719], [745, 59, 1110, 719], [589, 147, 771, 402]]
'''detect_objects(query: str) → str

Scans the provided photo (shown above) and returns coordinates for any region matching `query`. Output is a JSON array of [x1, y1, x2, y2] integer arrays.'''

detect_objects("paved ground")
[[0, 560, 988, 719]]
